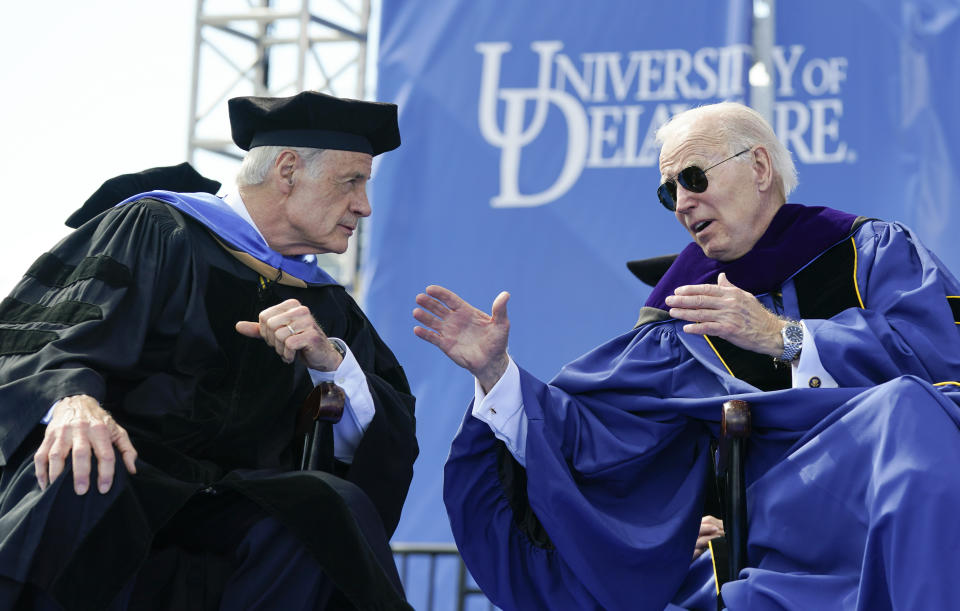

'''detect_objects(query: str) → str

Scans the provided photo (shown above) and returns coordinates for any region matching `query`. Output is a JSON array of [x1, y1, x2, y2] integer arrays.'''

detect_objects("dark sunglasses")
[[657, 148, 752, 211]]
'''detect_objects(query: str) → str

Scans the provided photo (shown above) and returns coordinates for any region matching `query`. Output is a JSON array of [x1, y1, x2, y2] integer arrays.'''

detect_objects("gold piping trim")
[[211, 235, 308, 288], [704, 335, 735, 376], [851, 237, 865, 308], [933, 381, 960, 387], [946, 297, 960, 324], [709, 539, 721, 595]]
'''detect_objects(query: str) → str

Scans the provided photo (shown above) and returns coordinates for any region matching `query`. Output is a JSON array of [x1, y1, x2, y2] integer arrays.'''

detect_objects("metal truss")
[[187, 0, 373, 290]]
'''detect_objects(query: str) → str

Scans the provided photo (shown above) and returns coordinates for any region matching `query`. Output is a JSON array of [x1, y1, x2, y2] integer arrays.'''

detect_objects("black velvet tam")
[[626, 254, 679, 287], [228, 91, 401, 156], [66, 162, 221, 228]]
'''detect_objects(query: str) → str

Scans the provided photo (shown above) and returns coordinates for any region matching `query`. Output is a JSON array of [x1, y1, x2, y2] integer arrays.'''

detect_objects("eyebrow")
[[661, 152, 709, 178]]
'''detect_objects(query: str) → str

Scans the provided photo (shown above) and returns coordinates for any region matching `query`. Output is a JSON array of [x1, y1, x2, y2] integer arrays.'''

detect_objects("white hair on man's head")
[[655, 102, 798, 199], [236, 146, 328, 187]]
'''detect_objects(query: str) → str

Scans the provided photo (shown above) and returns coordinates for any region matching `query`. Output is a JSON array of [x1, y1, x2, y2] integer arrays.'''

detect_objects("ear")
[[275, 150, 299, 191], [751, 146, 775, 193]]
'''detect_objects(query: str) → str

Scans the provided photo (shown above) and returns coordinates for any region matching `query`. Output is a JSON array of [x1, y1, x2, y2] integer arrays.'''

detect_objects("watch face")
[[779, 323, 803, 362]]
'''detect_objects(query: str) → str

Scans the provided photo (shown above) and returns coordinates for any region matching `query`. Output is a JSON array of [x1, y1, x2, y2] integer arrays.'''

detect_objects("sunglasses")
[[657, 148, 752, 211]]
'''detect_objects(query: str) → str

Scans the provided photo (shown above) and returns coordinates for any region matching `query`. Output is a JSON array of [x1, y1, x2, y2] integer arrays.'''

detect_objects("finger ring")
[[286, 323, 297, 335]]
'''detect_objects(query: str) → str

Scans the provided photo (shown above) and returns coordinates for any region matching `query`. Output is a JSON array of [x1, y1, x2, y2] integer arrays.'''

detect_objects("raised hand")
[[413, 285, 511, 392], [665, 273, 785, 356], [236, 298, 343, 371], [35, 394, 138, 495]]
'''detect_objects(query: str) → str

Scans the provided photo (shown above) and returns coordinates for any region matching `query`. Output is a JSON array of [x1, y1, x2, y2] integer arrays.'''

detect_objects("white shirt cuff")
[[308, 338, 375, 463], [791, 321, 838, 389], [472, 357, 528, 466]]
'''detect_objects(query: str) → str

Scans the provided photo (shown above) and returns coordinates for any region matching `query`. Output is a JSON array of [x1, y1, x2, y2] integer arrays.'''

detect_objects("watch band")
[[329, 338, 346, 358], [777, 321, 803, 363]]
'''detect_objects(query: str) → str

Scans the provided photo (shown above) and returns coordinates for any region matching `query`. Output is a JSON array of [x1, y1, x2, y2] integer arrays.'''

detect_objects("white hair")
[[655, 102, 798, 199], [236, 146, 328, 187]]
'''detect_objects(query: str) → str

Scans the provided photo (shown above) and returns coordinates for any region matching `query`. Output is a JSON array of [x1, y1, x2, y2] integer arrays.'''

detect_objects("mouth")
[[691, 220, 713, 234]]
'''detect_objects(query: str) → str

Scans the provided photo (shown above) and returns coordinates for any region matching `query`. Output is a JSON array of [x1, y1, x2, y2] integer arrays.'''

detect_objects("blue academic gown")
[[443, 212, 960, 610]]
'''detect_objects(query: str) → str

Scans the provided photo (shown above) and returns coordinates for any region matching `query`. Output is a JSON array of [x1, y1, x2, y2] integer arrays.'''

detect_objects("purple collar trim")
[[645, 204, 860, 310]]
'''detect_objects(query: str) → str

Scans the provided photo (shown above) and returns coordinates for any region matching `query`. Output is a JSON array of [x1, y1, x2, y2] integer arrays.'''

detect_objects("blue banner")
[[368, 0, 753, 547], [367, 1, 960, 605], [774, 0, 960, 262]]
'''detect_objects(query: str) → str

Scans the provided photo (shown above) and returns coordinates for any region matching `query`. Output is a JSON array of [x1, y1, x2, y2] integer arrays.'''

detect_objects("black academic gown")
[[0, 199, 418, 610]]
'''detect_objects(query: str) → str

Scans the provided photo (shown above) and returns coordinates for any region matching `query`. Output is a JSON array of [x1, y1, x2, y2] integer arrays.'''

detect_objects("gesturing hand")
[[665, 273, 785, 356], [35, 394, 138, 495], [235, 298, 343, 372], [413, 285, 511, 392]]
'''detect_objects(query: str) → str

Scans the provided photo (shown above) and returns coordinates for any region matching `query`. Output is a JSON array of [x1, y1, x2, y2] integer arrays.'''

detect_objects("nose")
[[353, 187, 372, 218], [673, 185, 697, 214]]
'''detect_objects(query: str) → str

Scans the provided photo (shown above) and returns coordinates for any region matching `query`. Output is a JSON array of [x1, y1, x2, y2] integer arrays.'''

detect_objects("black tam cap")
[[66, 162, 221, 228], [228, 91, 401, 156], [626, 254, 679, 287]]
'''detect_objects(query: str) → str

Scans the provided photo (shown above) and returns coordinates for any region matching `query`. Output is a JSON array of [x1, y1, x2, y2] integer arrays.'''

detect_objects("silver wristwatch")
[[329, 339, 346, 358], [777, 321, 803, 363]]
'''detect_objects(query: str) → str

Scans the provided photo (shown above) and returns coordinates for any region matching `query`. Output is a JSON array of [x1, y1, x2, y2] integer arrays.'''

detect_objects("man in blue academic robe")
[[413, 101, 960, 610]]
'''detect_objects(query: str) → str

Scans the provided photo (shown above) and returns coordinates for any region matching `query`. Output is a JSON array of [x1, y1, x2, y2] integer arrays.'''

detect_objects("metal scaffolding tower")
[[186, 0, 373, 290]]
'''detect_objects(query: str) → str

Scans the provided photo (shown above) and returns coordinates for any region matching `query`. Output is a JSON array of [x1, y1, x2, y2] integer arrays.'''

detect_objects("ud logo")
[[475, 40, 752, 208], [476, 41, 852, 209], [476, 41, 588, 208]]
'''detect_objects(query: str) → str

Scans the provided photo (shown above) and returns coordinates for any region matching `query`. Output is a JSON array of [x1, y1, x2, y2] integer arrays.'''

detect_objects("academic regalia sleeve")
[[804, 221, 960, 386], [720, 377, 960, 610], [444, 324, 719, 611], [0, 201, 191, 465], [331, 296, 417, 537]]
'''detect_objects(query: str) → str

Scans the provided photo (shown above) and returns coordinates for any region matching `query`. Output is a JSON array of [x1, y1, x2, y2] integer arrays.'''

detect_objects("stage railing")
[[391, 542, 495, 610]]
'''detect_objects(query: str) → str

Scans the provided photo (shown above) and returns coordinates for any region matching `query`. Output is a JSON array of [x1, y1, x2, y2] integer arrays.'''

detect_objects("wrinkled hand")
[[693, 515, 725, 561], [413, 285, 511, 392], [35, 394, 138, 495], [665, 273, 785, 356], [235, 298, 343, 371]]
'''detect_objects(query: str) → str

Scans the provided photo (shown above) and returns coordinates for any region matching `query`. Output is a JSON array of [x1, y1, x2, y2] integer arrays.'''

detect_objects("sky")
[[0, 1, 203, 295]]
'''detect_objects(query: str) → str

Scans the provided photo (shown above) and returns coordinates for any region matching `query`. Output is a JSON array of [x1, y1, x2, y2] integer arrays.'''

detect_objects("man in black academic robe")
[[0, 92, 418, 610]]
